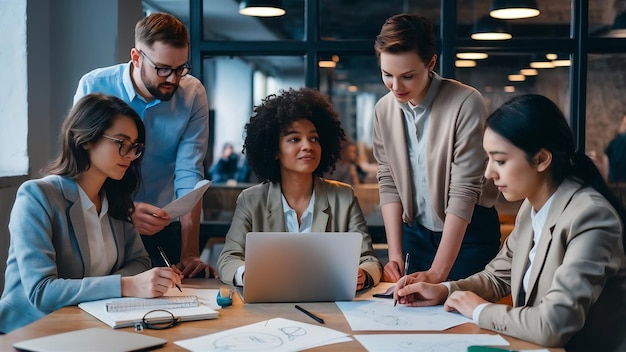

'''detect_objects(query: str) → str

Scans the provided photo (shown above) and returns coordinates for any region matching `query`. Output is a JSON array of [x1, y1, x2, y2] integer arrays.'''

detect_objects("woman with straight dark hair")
[[394, 94, 626, 351], [0, 93, 183, 333]]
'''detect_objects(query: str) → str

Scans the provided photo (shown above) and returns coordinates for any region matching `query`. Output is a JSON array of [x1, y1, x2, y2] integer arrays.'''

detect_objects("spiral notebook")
[[79, 296, 218, 328]]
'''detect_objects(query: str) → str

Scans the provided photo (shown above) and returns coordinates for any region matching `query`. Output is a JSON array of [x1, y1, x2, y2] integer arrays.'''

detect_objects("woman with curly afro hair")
[[217, 87, 382, 291]]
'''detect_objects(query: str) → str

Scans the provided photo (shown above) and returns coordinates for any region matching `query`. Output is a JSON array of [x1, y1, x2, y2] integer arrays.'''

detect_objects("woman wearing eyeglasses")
[[0, 94, 183, 334]]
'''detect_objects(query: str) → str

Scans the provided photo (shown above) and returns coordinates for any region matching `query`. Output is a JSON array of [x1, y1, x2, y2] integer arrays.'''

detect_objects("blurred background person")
[[604, 114, 626, 182], [210, 142, 240, 184], [324, 139, 362, 186]]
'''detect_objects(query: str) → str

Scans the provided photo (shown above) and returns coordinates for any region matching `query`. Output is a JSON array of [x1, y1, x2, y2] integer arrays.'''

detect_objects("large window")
[[145, 0, 626, 168], [0, 1, 28, 177]]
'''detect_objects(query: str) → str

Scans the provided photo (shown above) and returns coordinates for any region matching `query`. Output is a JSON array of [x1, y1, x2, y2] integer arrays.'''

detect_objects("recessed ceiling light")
[[520, 68, 538, 76], [456, 52, 489, 60], [508, 74, 526, 82], [504, 85, 516, 93], [455, 60, 477, 68]]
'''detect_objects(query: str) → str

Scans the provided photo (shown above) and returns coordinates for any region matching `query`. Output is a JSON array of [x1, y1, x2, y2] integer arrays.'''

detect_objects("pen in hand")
[[295, 304, 325, 324], [394, 252, 410, 307], [157, 245, 182, 292]]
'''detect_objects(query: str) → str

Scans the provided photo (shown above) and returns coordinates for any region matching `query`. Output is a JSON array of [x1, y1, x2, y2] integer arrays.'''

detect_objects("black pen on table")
[[295, 304, 325, 324], [393, 252, 410, 307], [157, 245, 182, 292]]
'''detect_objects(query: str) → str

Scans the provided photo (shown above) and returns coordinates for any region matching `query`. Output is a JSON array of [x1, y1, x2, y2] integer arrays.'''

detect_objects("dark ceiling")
[[142, 0, 625, 89], [145, 0, 624, 41]]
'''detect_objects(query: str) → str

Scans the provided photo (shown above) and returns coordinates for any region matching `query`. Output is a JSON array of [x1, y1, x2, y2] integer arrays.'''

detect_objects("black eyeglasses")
[[102, 135, 145, 158], [135, 309, 179, 330], [139, 49, 191, 78]]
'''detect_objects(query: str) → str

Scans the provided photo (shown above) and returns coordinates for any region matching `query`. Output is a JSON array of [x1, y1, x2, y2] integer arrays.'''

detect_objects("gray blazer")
[[0, 175, 151, 333], [450, 179, 626, 351], [217, 177, 382, 286]]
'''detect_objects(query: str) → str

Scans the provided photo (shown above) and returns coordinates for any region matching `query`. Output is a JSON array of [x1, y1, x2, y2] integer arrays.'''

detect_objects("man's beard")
[[141, 65, 178, 101]]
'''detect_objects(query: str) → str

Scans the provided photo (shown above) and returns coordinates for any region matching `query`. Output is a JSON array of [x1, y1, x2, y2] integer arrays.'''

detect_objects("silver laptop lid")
[[242, 232, 362, 303]]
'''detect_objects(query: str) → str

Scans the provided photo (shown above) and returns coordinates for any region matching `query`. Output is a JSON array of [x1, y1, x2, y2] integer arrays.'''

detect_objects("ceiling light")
[[455, 60, 477, 68], [490, 0, 540, 20], [508, 73, 526, 82], [504, 85, 516, 93], [348, 85, 358, 92], [553, 54, 571, 67], [471, 16, 512, 40], [318, 61, 336, 68], [319, 55, 339, 68], [239, 0, 285, 17], [456, 52, 489, 60], [529, 54, 555, 68], [545, 53, 558, 60], [520, 68, 538, 76]]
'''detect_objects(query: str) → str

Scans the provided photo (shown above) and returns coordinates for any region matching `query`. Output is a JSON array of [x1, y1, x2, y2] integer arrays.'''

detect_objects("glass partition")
[[202, 55, 305, 172], [586, 53, 626, 182]]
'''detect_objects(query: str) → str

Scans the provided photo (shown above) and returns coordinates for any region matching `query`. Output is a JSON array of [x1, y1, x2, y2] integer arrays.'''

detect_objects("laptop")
[[241, 232, 362, 303], [13, 328, 167, 352]]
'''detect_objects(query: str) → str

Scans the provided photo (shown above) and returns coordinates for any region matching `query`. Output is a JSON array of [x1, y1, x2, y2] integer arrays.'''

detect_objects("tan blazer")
[[373, 72, 498, 224], [217, 177, 382, 286], [450, 179, 626, 351]]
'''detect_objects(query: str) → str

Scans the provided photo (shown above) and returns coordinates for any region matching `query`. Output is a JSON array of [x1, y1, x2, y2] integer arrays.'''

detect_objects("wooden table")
[[0, 279, 562, 351]]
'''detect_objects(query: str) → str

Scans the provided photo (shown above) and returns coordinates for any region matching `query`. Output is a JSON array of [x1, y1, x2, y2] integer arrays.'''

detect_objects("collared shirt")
[[523, 193, 555, 292], [77, 187, 116, 276], [282, 192, 315, 233], [470, 193, 556, 322], [234, 192, 316, 285], [73, 62, 209, 208], [399, 72, 444, 231]]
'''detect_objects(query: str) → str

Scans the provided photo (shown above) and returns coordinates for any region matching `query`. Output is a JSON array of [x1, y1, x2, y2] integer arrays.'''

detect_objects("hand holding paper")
[[162, 180, 213, 219]]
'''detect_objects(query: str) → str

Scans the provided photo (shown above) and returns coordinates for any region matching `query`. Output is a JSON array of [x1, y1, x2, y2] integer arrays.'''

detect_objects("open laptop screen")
[[242, 232, 362, 303]]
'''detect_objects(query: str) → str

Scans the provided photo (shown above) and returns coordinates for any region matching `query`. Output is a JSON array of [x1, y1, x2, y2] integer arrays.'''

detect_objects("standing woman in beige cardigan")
[[373, 14, 501, 283]]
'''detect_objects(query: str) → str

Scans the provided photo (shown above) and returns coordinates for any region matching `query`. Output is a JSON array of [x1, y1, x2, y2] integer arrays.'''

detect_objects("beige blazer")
[[217, 177, 382, 286], [373, 73, 498, 224], [450, 179, 626, 351]]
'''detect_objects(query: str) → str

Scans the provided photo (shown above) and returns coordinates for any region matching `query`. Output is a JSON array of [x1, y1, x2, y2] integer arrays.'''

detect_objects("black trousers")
[[402, 205, 501, 280], [141, 221, 182, 267]]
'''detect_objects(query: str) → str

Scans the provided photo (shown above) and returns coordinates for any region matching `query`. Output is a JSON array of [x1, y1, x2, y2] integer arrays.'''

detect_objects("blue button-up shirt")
[[73, 62, 209, 207]]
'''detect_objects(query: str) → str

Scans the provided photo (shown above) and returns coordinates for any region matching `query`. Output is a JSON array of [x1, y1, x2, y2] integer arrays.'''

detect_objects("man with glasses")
[[73, 12, 216, 279]]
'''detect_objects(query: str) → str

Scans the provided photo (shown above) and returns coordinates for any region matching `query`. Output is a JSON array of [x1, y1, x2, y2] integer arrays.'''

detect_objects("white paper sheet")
[[174, 317, 351, 352], [162, 179, 212, 218], [336, 300, 473, 331], [354, 333, 509, 352]]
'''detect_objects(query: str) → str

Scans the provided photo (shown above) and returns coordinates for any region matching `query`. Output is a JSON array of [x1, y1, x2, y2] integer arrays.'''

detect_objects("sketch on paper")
[[211, 325, 308, 350], [213, 332, 284, 351], [336, 300, 472, 331], [174, 317, 350, 352]]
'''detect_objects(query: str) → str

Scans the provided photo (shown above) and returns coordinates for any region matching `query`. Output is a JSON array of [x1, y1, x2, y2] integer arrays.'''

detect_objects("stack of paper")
[[175, 317, 351, 352]]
